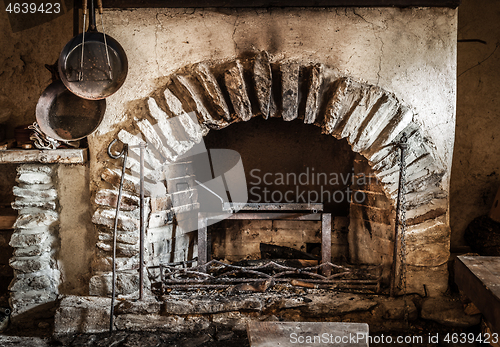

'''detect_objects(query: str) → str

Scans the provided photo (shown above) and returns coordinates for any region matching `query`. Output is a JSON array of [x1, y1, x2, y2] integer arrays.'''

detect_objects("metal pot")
[[36, 79, 106, 141], [58, 0, 128, 100]]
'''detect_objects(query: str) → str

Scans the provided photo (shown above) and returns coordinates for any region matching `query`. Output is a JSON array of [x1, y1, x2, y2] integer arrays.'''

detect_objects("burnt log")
[[260, 243, 319, 260]]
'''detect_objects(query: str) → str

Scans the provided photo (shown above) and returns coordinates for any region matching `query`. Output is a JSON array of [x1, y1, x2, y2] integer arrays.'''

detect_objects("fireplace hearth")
[[85, 50, 449, 302], [0, 5, 459, 336]]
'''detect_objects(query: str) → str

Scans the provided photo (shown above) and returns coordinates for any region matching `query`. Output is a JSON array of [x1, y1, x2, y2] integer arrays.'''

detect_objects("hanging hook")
[[107, 139, 127, 159], [398, 132, 408, 149]]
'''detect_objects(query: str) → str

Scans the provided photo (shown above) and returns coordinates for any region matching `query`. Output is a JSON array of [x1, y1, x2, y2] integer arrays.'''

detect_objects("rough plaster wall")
[[450, 0, 500, 248], [0, 7, 74, 135], [0, 164, 17, 206], [57, 165, 94, 295], [89, 7, 457, 212]]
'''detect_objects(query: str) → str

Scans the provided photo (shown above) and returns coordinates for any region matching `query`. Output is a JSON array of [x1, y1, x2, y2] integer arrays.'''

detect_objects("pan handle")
[[97, 0, 103, 14], [79, 0, 88, 81], [97, 0, 112, 80]]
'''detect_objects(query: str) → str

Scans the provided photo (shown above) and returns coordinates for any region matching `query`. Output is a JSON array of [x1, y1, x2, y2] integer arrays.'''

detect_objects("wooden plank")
[[98, 0, 460, 8], [455, 256, 500, 335], [322, 213, 332, 276], [247, 321, 369, 347], [198, 215, 208, 266], [223, 202, 323, 212], [200, 212, 322, 221], [0, 148, 88, 164], [225, 212, 322, 221], [0, 215, 16, 230]]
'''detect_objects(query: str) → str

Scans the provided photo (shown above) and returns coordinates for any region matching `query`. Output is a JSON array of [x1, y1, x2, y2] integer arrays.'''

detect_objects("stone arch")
[[90, 51, 449, 297]]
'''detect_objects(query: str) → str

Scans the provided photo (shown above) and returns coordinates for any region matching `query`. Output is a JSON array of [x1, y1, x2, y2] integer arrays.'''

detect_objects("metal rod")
[[321, 213, 332, 277], [139, 142, 145, 300], [97, 0, 113, 80], [195, 180, 225, 205], [390, 133, 408, 297], [78, 0, 87, 81], [107, 139, 128, 332]]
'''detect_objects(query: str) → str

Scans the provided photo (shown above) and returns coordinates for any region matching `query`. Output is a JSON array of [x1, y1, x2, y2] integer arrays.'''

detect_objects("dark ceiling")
[[96, 0, 460, 8]]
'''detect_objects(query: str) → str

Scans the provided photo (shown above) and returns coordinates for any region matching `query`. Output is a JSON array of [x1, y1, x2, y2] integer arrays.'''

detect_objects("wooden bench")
[[246, 321, 369, 347]]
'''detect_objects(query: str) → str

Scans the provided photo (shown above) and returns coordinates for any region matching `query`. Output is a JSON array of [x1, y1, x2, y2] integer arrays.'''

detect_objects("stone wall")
[[450, 0, 500, 248], [9, 164, 61, 317], [0, 6, 460, 302], [84, 10, 456, 297], [0, 6, 73, 135], [87, 51, 450, 297]]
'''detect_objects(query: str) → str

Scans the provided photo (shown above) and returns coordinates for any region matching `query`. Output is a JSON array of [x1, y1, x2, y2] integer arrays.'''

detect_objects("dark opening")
[[203, 117, 355, 215]]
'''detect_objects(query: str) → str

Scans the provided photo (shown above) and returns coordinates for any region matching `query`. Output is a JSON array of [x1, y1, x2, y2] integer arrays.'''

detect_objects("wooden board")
[[0, 215, 16, 230], [455, 256, 500, 334], [247, 322, 369, 347], [0, 148, 88, 164], [97, 0, 461, 9]]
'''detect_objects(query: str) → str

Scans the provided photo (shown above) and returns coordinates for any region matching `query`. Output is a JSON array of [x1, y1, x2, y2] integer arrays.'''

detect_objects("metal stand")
[[107, 139, 128, 332], [390, 133, 408, 298], [138, 142, 146, 300], [197, 203, 332, 276]]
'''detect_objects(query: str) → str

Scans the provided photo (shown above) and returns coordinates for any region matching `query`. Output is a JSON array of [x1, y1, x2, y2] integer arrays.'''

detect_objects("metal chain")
[[398, 134, 409, 324]]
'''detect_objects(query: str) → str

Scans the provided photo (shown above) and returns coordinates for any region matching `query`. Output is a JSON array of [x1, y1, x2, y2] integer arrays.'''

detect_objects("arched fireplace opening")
[[88, 51, 449, 300]]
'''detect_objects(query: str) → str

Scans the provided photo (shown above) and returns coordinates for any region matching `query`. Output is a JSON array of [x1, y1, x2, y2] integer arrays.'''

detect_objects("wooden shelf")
[[0, 208, 16, 230], [0, 148, 88, 164]]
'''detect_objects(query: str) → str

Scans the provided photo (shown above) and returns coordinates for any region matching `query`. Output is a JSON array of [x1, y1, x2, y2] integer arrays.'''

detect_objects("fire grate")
[[151, 260, 382, 294]]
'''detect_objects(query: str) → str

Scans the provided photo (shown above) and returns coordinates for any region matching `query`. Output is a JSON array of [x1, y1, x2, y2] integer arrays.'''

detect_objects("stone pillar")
[[8, 164, 60, 317]]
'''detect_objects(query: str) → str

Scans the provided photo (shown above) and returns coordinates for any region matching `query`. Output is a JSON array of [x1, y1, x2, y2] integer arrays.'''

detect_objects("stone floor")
[[0, 317, 485, 347], [0, 286, 485, 346]]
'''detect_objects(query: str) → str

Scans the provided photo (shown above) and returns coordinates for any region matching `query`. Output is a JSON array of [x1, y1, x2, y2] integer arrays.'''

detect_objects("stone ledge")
[[0, 149, 88, 164]]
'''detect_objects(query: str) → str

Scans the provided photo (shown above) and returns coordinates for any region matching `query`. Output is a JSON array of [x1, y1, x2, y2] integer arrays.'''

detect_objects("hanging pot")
[[36, 77, 106, 141], [58, 0, 128, 100]]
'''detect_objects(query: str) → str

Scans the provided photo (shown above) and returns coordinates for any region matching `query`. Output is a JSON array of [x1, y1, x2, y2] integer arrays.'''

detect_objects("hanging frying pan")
[[36, 64, 106, 141], [58, 0, 127, 100]]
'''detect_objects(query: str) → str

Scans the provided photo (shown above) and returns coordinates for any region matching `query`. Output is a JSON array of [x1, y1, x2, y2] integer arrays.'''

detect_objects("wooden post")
[[198, 214, 208, 267], [321, 213, 332, 277]]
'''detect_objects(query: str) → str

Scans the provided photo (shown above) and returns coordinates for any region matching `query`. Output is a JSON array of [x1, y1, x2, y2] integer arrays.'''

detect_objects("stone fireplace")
[[84, 45, 452, 294], [3, 4, 457, 334]]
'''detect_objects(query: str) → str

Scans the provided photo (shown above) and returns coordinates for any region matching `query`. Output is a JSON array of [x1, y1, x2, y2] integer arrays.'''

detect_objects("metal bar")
[[321, 214, 332, 277], [206, 212, 322, 221], [139, 142, 146, 300], [198, 214, 208, 266], [163, 278, 379, 284], [222, 202, 324, 212], [159, 264, 164, 295], [106, 140, 128, 333], [97, 0, 461, 9], [390, 134, 407, 297]]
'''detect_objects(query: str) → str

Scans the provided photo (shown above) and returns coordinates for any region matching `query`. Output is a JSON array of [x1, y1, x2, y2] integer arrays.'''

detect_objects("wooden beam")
[[455, 256, 500, 335], [0, 215, 16, 230], [99, 0, 460, 8]]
